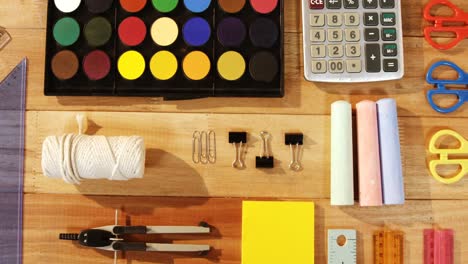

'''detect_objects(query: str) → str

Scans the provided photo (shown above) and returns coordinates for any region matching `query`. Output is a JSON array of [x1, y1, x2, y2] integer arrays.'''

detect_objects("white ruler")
[[328, 229, 357, 264]]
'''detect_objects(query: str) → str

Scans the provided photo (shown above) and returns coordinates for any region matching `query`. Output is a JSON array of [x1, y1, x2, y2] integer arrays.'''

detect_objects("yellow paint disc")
[[118, 50, 146, 80], [150, 51, 178, 80], [217, 51, 246, 81], [183, 51, 211, 80], [151, 17, 179, 46]]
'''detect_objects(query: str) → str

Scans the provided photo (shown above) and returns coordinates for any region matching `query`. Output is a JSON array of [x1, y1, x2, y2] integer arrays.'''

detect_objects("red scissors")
[[424, 0, 468, 50]]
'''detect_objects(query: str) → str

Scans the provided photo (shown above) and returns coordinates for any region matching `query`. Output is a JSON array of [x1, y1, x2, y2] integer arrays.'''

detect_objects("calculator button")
[[346, 60, 362, 73], [382, 28, 397, 41], [329, 60, 345, 73], [311, 60, 327, 73], [383, 59, 398, 72], [363, 0, 378, 9], [381, 13, 396, 26], [365, 44, 381, 72], [311, 45, 326, 58], [328, 29, 343, 42], [364, 13, 379, 26], [310, 29, 326, 42], [310, 14, 325, 27], [309, 0, 325, 9], [326, 0, 342, 9], [382, 43, 397, 56], [345, 13, 360, 26], [345, 28, 361, 42], [327, 13, 343, 27], [346, 44, 361, 57], [344, 0, 359, 9], [380, 0, 395, 8], [328, 45, 344, 58], [365, 28, 380, 41]]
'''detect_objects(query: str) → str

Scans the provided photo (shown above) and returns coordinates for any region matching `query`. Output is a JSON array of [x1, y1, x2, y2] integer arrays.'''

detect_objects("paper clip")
[[426, 61, 468, 114], [424, 0, 468, 50], [192, 131, 216, 164], [285, 133, 303, 171], [256, 131, 274, 168], [428, 129, 468, 184], [229, 132, 247, 169]]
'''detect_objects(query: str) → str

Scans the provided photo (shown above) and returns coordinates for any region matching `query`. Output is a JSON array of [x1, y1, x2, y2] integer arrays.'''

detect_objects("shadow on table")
[[74, 147, 211, 215]]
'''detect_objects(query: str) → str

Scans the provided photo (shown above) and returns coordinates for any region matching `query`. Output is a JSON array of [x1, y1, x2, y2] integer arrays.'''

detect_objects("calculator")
[[302, 0, 404, 83]]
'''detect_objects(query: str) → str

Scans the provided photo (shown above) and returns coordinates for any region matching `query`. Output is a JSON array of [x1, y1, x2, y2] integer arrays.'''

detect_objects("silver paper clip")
[[192, 131, 216, 164]]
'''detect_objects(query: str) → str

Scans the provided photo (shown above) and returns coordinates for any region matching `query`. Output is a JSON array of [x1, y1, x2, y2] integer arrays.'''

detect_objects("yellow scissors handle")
[[428, 129, 468, 184], [429, 159, 468, 184], [429, 129, 468, 154]]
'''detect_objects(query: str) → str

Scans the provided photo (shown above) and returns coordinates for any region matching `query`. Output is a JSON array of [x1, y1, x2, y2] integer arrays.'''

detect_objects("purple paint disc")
[[217, 17, 246, 47]]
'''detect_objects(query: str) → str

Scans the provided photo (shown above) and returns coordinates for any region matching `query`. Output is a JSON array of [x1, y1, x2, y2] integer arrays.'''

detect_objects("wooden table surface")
[[1, 0, 468, 263]]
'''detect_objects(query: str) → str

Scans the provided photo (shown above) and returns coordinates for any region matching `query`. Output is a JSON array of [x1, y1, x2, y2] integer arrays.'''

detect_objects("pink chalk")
[[356, 100, 383, 206]]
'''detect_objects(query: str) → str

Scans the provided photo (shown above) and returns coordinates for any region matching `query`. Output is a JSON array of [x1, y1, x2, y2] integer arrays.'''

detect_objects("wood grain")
[[24, 111, 468, 199], [1, 0, 467, 263], [23, 194, 468, 264]]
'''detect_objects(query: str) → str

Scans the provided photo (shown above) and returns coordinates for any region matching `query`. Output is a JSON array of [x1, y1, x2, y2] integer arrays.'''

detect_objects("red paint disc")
[[250, 0, 278, 14], [118, 16, 147, 46], [83, 50, 111, 81]]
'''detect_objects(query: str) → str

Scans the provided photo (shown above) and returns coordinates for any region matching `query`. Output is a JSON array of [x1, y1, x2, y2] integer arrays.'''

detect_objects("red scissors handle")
[[424, 0, 468, 50], [424, 0, 468, 23], [424, 26, 468, 50]]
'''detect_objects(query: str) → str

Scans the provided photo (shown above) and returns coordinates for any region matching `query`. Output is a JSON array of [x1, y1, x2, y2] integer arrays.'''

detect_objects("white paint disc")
[[54, 0, 81, 13]]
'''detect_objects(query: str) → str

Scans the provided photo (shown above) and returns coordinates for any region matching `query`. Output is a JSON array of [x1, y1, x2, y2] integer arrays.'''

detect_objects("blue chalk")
[[377, 98, 405, 205]]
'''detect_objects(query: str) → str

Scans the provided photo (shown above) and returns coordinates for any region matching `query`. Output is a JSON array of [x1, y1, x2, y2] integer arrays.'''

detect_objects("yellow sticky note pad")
[[242, 201, 315, 264]]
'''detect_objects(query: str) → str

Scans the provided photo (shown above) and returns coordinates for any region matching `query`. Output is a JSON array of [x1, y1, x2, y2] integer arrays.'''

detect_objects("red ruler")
[[424, 229, 454, 264]]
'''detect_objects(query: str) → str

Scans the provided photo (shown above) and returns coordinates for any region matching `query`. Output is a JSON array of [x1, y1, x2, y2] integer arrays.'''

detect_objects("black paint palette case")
[[44, 0, 284, 99]]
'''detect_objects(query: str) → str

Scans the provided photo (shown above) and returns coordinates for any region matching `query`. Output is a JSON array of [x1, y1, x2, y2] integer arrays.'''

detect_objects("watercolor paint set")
[[44, 0, 284, 99]]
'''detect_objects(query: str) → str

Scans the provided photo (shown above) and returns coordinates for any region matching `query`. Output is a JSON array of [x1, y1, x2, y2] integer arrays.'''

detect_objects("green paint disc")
[[53, 17, 80, 47], [84, 16, 112, 47], [152, 0, 179, 13]]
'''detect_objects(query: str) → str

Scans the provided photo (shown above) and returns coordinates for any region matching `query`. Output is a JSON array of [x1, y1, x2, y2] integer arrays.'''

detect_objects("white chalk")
[[330, 101, 354, 206]]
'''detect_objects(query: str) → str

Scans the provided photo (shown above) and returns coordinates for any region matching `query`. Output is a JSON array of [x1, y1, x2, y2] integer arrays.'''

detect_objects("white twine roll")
[[41, 114, 146, 184]]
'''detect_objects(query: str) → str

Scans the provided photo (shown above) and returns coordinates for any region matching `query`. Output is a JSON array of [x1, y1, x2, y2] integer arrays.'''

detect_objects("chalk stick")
[[377, 98, 405, 205], [356, 100, 383, 207], [330, 101, 354, 206]]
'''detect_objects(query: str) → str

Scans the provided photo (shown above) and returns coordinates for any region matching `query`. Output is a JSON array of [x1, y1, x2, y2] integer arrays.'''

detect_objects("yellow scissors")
[[428, 129, 468, 184]]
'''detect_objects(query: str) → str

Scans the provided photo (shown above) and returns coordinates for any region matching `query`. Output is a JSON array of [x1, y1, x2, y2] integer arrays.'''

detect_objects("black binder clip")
[[285, 133, 303, 171], [229, 132, 247, 169], [256, 131, 274, 168]]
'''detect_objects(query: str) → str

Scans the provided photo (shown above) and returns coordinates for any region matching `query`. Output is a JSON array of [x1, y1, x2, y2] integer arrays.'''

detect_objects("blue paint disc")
[[183, 17, 211, 47], [184, 0, 211, 13]]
